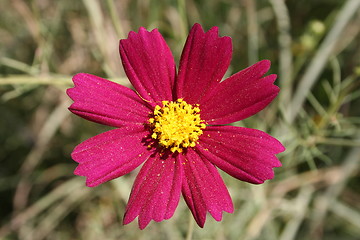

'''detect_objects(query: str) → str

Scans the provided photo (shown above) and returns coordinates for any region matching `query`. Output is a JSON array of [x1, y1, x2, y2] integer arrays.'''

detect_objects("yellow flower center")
[[148, 99, 206, 153]]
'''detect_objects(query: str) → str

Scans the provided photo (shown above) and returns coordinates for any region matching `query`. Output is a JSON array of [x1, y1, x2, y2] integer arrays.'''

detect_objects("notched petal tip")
[[119, 24, 175, 103], [138, 26, 148, 32], [279, 144, 286, 153], [191, 23, 221, 36], [126, 28, 146, 39], [66, 73, 87, 99], [191, 22, 204, 32], [122, 217, 151, 230], [120, 26, 159, 42], [199, 126, 284, 184], [251, 59, 272, 76], [66, 88, 74, 101], [260, 59, 271, 67], [191, 23, 230, 39], [66, 72, 151, 127], [208, 25, 219, 33], [266, 73, 278, 82], [70, 127, 151, 189], [123, 155, 182, 229], [177, 23, 233, 103], [73, 167, 100, 188], [276, 141, 286, 154], [71, 72, 90, 86], [181, 150, 234, 228], [199, 59, 279, 124], [255, 59, 271, 72], [207, 25, 232, 42], [121, 27, 153, 45]]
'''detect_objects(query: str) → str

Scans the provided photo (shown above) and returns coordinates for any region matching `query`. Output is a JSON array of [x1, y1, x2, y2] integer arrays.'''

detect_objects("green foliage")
[[1, 0, 360, 239]]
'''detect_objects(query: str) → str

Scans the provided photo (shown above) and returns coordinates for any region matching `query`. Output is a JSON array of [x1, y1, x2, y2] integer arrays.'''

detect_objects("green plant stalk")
[[287, 0, 360, 123]]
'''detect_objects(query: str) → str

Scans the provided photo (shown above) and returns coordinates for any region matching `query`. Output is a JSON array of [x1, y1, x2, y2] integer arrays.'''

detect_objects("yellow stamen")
[[148, 99, 206, 153]]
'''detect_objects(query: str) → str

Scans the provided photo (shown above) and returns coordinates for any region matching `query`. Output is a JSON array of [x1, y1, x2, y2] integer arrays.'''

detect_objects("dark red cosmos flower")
[[67, 23, 285, 229]]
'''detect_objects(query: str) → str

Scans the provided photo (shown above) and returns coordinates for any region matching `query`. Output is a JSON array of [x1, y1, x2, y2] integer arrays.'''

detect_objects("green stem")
[[185, 213, 195, 240]]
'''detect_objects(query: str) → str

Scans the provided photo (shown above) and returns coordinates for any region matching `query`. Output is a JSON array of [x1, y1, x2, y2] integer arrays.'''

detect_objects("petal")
[[176, 23, 232, 104], [119, 27, 176, 104], [72, 126, 152, 187], [197, 126, 285, 184], [200, 60, 279, 125], [180, 149, 234, 228], [67, 73, 151, 128], [123, 153, 182, 229]]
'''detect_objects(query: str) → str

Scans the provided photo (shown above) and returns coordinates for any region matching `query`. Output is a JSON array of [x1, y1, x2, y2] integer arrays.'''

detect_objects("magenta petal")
[[119, 27, 176, 104], [123, 154, 182, 229], [67, 73, 150, 128], [176, 23, 232, 104], [200, 60, 279, 125], [197, 126, 284, 184], [72, 126, 151, 187], [181, 149, 234, 228]]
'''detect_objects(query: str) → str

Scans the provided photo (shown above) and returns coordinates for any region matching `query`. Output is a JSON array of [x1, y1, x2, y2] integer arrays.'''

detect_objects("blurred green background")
[[1, 0, 360, 239]]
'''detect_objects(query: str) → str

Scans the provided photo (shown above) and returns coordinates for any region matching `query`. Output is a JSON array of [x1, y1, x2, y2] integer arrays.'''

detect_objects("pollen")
[[148, 99, 206, 153]]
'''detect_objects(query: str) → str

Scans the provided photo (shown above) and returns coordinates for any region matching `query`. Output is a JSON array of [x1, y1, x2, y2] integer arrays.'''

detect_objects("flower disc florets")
[[148, 99, 206, 153]]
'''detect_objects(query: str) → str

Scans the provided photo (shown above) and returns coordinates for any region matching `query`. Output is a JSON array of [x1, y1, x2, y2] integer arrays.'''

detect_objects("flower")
[[67, 23, 285, 229]]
